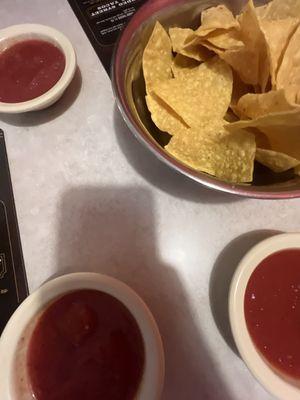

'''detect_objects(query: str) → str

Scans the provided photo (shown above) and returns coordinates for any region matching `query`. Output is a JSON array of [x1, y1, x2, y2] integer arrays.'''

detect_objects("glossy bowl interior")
[[229, 233, 300, 400], [0, 24, 76, 113], [112, 0, 300, 199]]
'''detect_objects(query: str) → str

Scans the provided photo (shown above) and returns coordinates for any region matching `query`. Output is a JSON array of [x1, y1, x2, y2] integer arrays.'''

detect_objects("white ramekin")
[[229, 233, 300, 400], [0, 273, 165, 400], [0, 24, 76, 113]]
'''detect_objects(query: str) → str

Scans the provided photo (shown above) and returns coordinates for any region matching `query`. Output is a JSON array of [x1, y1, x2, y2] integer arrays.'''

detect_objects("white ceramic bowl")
[[229, 233, 300, 400], [0, 24, 76, 113], [0, 272, 165, 400]]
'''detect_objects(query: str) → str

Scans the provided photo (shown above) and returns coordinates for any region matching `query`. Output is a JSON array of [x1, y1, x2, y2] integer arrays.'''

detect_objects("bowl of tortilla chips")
[[112, 0, 300, 198]]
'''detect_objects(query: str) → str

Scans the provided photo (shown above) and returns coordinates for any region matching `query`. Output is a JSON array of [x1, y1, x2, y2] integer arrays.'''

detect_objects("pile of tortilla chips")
[[142, 0, 300, 183]]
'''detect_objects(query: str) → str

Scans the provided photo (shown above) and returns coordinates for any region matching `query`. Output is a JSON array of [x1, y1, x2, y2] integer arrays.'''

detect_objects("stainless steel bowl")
[[112, 0, 300, 199]]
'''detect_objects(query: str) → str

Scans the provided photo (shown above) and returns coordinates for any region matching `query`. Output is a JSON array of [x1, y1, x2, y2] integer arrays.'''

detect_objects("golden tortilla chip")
[[228, 108, 300, 129], [205, 29, 243, 50], [199, 5, 239, 33], [255, 4, 269, 19], [236, 89, 298, 119], [183, 30, 241, 55], [224, 109, 240, 122], [165, 122, 255, 182], [171, 54, 200, 78], [146, 93, 188, 136], [255, 148, 300, 172], [219, 46, 256, 86], [169, 27, 212, 61], [188, 5, 239, 46], [152, 57, 233, 127], [260, 18, 299, 87], [294, 165, 300, 175], [188, 5, 239, 54], [169, 27, 194, 50], [231, 72, 254, 110], [220, 0, 270, 90], [227, 111, 300, 159], [263, 0, 300, 19], [142, 22, 173, 93], [277, 24, 300, 91], [285, 84, 300, 103], [185, 37, 221, 54], [259, 125, 300, 160]]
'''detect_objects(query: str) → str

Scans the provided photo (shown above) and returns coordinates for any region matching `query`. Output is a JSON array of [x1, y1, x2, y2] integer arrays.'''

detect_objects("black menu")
[[0, 130, 28, 333], [67, 0, 145, 74]]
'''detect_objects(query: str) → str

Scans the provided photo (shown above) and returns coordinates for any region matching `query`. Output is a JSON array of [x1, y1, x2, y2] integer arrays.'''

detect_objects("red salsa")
[[0, 39, 65, 103], [27, 290, 145, 400], [245, 249, 300, 379]]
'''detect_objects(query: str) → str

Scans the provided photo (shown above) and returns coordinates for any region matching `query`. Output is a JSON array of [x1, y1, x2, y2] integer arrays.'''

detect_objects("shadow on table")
[[0, 67, 82, 127], [209, 229, 282, 355], [52, 185, 231, 399], [113, 106, 241, 205]]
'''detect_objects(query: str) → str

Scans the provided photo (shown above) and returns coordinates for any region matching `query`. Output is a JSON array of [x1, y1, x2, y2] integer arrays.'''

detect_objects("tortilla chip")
[[242, 0, 270, 91], [218, 46, 256, 86], [220, 0, 270, 90], [188, 5, 239, 59], [152, 57, 232, 128], [231, 72, 254, 109], [255, 4, 269, 19], [142, 22, 173, 93], [171, 54, 200, 78], [236, 89, 298, 119], [165, 122, 255, 182], [277, 24, 300, 91], [260, 18, 299, 87], [190, 5, 239, 43], [205, 29, 244, 50], [183, 29, 242, 54], [224, 109, 240, 122], [263, 0, 300, 19], [255, 148, 300, 172], [146, 93, 188, 136], [169, 27, 212, 61], [187, 37, 222, 54], [259, 125, 300, 160], [169, 27, 194, 51], [285, 84, 300, 103], [228, 108, 300, 129], [294, 165, 300, 175], [228, 112, 300, 159], [199, 5, 239, 32]]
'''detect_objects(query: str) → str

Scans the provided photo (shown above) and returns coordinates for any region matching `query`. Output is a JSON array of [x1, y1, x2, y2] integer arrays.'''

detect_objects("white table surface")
[[1, 1, 300, 399]]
